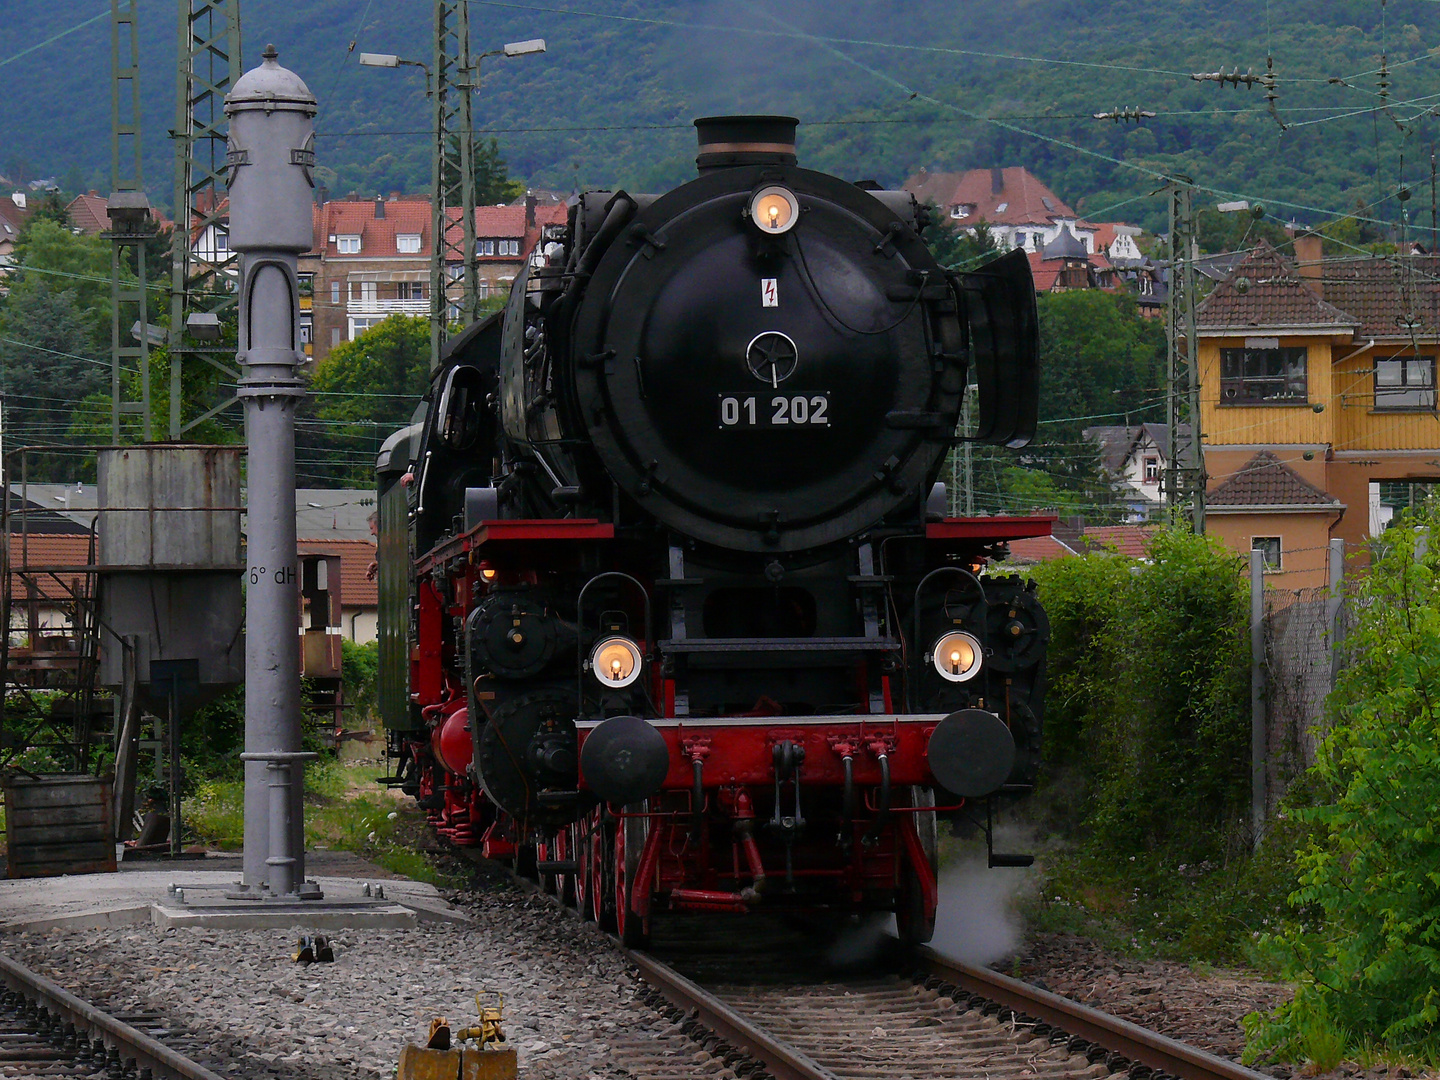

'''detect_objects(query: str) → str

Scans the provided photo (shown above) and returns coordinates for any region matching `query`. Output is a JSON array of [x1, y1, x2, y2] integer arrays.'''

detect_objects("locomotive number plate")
[[719, 393, 830, 428]]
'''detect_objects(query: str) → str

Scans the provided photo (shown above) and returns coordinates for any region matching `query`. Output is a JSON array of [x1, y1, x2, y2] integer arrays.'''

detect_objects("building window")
[[499, 239, 519, 256], [1220, 346, 1308, 404], [336, 235, 361, 254], [477, 239, 496, 256], [1252, 536, 1282, 572], [1144, 457, 1160, 482], [299, 318, 312, 344], [995, 202, 1008, 213], [396, 233, 421, 253], [214, 229, 229, 253], [951, 204, 975, 219], [1014, 232, 1026, 249], [330, 281, 340, 305], [349, 316, 383, 340], [297, 273, 314, 298], [1375, 355, 1436, 410], [331, 328, 342, 346]]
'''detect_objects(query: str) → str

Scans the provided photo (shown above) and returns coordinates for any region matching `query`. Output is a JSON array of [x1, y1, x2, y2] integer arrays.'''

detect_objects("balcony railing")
[[346, 298, 429, 315]]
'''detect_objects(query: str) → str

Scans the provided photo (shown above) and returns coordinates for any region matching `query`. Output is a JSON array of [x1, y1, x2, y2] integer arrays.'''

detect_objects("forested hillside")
[[6, 1, 1440, 233]]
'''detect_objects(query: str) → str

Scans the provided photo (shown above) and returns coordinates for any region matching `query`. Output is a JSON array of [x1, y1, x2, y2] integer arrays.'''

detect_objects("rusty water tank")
[[97, 445, 245, 708]]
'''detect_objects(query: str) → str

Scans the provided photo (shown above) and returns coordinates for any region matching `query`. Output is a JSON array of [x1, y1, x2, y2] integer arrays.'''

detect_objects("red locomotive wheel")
[[895, 786, 939, 946], [552, 827, 575, 906], [573, 820, 591, 920], [614, 803, 650, 949], [537, 837, 555, 895], [594, 810, 616, 932]]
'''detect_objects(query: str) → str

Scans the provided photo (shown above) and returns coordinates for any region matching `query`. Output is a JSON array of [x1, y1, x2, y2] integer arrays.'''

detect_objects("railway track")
[[626, 915, 1273, 1080], [470, 849, 1274, 1080], [0, 952, 227, 1080]]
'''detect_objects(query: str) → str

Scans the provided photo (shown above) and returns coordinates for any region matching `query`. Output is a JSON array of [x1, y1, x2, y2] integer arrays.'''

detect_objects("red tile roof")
[[903, 167, 1076, 227], [1196, 240, 1359, 331], [1207, 450, 1343, 509], [1004, 535, 1077, 563], [7, 534, 95, 601], [309, 198, 433, 258], [441, 201, 568, 261], [298, 538, 377, 608], [65, 193, 110, 236], [1315, 253, 1440, 340], [1079, 525, 1154, 558], [0, 196, 31, 241]]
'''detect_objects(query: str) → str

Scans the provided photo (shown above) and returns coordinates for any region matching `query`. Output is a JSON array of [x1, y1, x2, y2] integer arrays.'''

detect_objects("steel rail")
[[915, 947, 1271, 1080], [0, 953, 228, 1080], [623, 947, 838, 1080]]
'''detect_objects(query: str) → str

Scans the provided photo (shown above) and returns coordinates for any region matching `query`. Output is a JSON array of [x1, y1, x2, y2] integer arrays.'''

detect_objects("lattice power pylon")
[[108, 0, 153, 441], [1164, 178, 1206, 531], [167, 0, 242, 437], [429, 0, 479, 371]]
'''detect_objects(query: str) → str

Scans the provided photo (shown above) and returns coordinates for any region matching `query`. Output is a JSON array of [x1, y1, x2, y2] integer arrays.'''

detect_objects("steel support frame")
[[430, 0, 478, 371], [1164, 178, 1205, 531], [169, 0, 242, 438], [110, 0, 152, 441]]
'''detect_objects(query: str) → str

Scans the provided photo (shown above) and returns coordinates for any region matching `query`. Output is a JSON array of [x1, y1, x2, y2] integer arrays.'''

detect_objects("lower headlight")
[[589, 636, 643, 688], [931, 630, 983, 682]]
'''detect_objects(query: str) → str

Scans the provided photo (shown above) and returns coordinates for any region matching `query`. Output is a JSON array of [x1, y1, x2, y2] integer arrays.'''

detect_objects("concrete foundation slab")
[[0, 856, 470, 934], [151, 900, 418, 930]]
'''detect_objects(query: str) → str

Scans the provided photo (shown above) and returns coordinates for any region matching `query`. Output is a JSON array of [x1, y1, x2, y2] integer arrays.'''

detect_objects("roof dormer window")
[[336, 235, 361, 254], [396, 233, 421, 253], [995, 202, 1008, 213], [951, 203, 976, 219]]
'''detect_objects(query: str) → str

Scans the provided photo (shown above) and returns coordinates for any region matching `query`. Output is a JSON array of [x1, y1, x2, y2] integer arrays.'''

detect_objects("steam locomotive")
[[376, 116, 1052, 945]]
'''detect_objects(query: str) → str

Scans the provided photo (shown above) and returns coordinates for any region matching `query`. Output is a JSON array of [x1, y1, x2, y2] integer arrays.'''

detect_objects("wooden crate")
[[3, 775, 115, 878]]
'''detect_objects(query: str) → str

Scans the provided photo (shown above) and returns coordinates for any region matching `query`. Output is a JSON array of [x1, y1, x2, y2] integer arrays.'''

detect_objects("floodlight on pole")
[[359, 52, 399, 67], [503, 38, 546, 57]]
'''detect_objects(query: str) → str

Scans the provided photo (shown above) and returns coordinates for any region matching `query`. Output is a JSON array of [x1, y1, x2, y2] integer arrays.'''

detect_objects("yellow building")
[[1196, 237, 1440, 587]]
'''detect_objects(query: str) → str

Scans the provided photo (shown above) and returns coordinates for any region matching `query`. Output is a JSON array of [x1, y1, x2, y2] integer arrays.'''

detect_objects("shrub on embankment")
[[1245, 506, 1440, 1069], [1018, 527, 1292, 962]]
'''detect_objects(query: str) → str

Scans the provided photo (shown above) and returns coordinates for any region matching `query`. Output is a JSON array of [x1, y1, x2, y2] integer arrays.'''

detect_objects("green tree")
[[306, 315, 430, 484], [1246, 507, 1440, 1068], [442, 136, 526, 205], [5, 219, 113, 344], [0, 285, 105, 448], [922, 206, 1000, 269], [1036, 289, 1165, 447], [1028, 528, 1250, 852]]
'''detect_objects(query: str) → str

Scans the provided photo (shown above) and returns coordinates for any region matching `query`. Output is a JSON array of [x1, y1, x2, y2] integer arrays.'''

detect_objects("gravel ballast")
[[0, 863, 725, 1080]]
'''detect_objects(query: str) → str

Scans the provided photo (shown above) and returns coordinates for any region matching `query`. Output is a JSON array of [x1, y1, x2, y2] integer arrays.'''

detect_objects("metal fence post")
[[1326, 538, 1345, 691], [1250, 549, 1266, 849]]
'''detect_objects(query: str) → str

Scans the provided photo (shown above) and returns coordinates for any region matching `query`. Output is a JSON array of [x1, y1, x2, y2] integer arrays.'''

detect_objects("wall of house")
[[345, 608, 377, 645], [1327, 450, 1440, 553], [1199, 333, 1350, 446], [1204, 445, 1330, 493], [1206, 510, 1337, 590], [1331, 342, 1440, 452]]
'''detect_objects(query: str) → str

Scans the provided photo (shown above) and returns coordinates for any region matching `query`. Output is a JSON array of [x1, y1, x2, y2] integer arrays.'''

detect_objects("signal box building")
[[1196, 236, 1440, 587]]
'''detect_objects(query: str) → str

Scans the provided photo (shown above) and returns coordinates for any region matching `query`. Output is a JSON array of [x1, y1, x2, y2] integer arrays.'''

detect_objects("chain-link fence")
[[1262, 586, 1338, 813], [1255, 540, 1359, 815]]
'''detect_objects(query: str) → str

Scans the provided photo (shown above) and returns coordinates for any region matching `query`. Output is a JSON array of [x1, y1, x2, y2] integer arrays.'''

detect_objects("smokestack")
[[1293, 232, 1323, 298], [525, 191, 536, 228], [991, 168, 1004, 195], [694, 115, 798, 172], [374, 195, 385, 220]]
